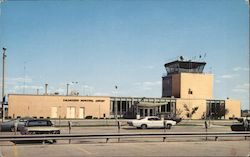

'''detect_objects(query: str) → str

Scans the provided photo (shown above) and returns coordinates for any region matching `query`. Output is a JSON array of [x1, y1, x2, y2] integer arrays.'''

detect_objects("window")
[[148, 117, 160, 121], [122, 101, 126, 112], [27, 120, 52, 127], [161, 105, 166, 112], [166, 102, 171, 112]]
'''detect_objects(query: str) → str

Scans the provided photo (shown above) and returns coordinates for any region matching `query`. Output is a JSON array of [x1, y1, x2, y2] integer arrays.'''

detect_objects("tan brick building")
[[7, 59, 241, 119]]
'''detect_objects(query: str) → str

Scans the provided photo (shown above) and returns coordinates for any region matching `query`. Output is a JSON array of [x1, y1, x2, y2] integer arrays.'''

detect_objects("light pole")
[[188, 88, 192, 120], [98, 104, 101, 119], [2, 47, 6, 122], [115, 85, 118, 120], [72, 81, 79, 95], [66, 82, 78, 96]]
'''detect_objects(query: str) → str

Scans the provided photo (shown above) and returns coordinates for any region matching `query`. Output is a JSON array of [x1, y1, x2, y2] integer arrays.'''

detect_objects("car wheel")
[[166, 124, 172, 129], [141, 124, 147, 129]]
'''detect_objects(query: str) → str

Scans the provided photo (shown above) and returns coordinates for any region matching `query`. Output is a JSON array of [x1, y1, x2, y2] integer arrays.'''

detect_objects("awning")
[[137, 102, 167, 107]]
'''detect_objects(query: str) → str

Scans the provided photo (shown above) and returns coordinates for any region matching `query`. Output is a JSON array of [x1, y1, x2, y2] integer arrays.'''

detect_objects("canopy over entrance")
[[137, 102, 167, 107]]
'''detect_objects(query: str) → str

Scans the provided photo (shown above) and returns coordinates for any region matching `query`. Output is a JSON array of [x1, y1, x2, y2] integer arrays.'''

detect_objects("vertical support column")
[[125, 99, 128, 114], [114, 98, 117, 120], [119, 99, 122, 118], [110, 100, 113, 117], [174, 101, 176, 115]]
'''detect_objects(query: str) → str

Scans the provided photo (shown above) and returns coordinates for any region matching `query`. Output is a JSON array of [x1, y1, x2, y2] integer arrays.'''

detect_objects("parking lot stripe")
[[0, 147, 3, 157], [13, 145, 18, 157], [70, 145, 92, 155]]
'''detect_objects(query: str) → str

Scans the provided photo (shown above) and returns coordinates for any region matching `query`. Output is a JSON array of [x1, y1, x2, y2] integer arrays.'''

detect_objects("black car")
[[20, 119, 60, 135], [0, 117, 33, 132], [231, 119, 250, 131]]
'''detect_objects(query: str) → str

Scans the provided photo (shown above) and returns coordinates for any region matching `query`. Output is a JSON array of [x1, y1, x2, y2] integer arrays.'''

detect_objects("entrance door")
[[149, 109, 153, 116], [79, 107, 85, 119], [66, 106, 76, 118], [144, 109, 148, 116], [51, 107, 58, 118]]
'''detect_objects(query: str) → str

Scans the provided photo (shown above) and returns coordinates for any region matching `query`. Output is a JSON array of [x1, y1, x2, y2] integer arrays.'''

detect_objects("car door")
[[147, 118, 154, 128], [153, 117, 164, 128], [148, 117, 163, 128]]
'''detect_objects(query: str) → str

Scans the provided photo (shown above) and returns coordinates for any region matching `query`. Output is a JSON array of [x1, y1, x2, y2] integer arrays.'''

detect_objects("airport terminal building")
[[8, 59, 241, 119]]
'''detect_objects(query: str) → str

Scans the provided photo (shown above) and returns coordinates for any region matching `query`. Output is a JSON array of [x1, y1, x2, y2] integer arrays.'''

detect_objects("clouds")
[[233, 66, 249, 72], [133, 81, 161, 90], [220, 74, 236, 79], [219, 66, 249, 79], [232, 83, 249, 93], [7, 77, 32, 85]]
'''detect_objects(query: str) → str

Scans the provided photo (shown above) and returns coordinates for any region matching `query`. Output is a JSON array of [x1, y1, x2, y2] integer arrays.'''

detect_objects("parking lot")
[[1, 141, 249, 157], [0, 120, 249, 157]]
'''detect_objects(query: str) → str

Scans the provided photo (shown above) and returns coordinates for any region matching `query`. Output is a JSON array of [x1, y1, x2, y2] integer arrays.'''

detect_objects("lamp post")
[[115, 85, 118, 120], [2, 47, 6, 122], [72, 81, 79, 95], [188, 88, 192, 120], [66, 82, 79, 96]]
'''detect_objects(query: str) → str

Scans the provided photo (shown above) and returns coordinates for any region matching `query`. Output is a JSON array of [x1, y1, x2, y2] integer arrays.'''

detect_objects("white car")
[[127, 116, 176, 129]]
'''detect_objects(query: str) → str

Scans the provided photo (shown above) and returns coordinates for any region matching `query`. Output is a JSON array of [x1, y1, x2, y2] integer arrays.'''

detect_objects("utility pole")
[[115, 85, 118, 120], [2, 47, 6, 122]]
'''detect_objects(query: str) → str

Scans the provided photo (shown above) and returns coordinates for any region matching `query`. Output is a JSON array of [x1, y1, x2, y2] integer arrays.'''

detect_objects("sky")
[[0, 0, 249, 109]]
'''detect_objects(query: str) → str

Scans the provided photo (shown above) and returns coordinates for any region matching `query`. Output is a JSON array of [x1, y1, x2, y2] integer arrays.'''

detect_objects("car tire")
[[166, 124, 172, 129], [141, 124, 147, 129]]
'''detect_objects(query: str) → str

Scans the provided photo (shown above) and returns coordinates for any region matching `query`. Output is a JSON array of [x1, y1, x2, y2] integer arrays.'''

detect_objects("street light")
[[2, 47, 7, 122], [71, 82, 79, 95], [188, 88, 193, 120], [115, 85, 118, 120], [66, 82, 78, 96]]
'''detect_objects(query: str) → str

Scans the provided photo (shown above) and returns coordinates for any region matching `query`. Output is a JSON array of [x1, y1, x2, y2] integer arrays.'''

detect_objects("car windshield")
[[26, 120, 52, 127]]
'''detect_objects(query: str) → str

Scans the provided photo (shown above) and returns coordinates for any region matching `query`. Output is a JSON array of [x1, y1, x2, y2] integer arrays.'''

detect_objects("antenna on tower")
[[209, 67, 212, 73], [203, 53, 207, 61]]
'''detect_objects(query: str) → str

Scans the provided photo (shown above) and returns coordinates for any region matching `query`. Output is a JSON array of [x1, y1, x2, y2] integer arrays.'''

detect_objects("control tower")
[[162, 57, 213, 99]]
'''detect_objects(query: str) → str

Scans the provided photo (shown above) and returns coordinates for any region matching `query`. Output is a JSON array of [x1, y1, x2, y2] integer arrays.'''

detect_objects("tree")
[[214, 106, 229, 119], [175, 108, 183, 118], [183, 104, 199, 119]]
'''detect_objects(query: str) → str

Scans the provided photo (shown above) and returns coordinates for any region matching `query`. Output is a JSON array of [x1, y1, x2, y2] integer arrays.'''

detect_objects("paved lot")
[[0, 122, 249, 156], [0, 141, 249, 157]]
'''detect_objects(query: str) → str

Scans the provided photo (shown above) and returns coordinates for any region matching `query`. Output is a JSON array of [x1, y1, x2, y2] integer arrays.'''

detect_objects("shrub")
[[85, 116, 92, 119]]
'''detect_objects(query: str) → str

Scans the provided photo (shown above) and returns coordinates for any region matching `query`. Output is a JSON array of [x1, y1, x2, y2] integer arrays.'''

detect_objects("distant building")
[[8, 58, 241, 119]]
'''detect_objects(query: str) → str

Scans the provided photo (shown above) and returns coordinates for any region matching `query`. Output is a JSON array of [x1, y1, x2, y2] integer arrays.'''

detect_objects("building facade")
[[7, 59, 241, 119], [8, 95, 110, 119]]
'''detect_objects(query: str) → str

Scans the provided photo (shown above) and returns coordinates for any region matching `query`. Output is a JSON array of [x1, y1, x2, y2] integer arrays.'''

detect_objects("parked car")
[[0, 117, 32, 132], [157, 113, 182, 124], [20, 119, 60, 135], [164, 116, 182, 124], [231, 119, 250, 131], [127, 116, 176, 129]]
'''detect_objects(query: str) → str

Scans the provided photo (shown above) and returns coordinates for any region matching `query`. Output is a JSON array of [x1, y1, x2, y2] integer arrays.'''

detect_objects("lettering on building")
[[63, 99, 79, 102]]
